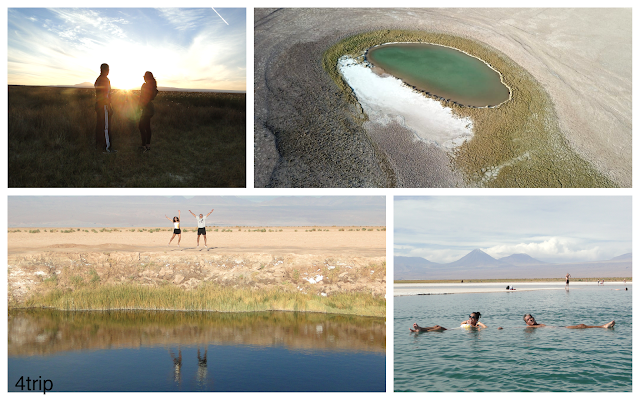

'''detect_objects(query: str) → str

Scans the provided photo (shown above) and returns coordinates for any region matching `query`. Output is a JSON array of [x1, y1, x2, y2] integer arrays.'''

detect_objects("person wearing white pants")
[[95, 63, 114, 152]]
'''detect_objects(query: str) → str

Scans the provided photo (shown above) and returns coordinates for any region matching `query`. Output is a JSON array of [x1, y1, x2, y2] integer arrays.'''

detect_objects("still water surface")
[[395, 285, 631, 391], [9, 310, 385, 392], [367, 43, 510, 107]]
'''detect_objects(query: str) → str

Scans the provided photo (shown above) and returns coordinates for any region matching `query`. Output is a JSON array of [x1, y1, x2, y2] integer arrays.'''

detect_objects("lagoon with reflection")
[[9, 309, 385, 392]]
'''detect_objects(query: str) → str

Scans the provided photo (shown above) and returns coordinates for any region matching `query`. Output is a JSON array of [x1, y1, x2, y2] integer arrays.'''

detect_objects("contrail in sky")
[[212, 8, 229, 25]]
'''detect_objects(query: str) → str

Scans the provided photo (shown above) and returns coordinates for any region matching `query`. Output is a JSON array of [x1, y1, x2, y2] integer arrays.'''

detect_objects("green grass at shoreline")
[[323, 30, 615, 188], [395, 277, 632, 284], [15, 283, 386, 318]]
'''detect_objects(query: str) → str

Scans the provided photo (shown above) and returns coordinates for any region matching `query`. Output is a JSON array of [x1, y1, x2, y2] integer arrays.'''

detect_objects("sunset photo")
[[9, 8, 246, 187]]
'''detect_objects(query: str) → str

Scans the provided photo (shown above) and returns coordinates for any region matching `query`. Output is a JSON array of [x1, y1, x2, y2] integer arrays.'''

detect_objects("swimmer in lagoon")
[[524, 313, 615, 329], [462, 312, 486, 328], [523, 314, 546, 328], [410, 323, 447, 332]]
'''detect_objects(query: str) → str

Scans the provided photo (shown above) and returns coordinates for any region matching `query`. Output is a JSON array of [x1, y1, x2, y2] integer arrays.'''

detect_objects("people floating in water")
[[524, 313, 615, 329], [410, 323, 447, 332], [410, 313, 616, 332], [462, 311, 486, 328], [410, 311, 486, 332]]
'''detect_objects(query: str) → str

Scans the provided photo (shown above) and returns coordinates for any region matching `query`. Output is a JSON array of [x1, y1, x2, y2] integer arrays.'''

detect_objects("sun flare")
[[108, 70, 146, 91]]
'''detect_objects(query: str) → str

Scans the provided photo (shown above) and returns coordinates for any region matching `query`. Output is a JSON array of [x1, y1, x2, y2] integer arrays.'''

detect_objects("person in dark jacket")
[[95, 63, 114, 152], [139, 71, 158, 152]]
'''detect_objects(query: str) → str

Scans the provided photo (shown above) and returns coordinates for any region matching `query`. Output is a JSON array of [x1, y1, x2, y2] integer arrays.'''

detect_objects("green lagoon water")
[[367, 43, 510, 107], [395, 285, 631, 391]]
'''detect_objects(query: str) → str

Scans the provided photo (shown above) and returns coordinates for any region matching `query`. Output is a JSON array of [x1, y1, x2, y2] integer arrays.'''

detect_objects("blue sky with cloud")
[[8, 8, 245, 90], [395, 196, 631, 264]]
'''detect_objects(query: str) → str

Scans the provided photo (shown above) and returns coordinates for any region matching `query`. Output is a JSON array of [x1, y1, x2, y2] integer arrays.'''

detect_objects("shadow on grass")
[[9, 86, 246, 187]]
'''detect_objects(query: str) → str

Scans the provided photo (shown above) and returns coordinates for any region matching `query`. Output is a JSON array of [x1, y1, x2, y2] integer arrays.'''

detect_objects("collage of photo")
[[3, 5, 633, 394]]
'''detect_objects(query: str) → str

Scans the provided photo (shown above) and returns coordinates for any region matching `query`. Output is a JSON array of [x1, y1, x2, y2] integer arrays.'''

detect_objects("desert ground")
[[8, 227, 386, 307], [254, 8, 630, 187]]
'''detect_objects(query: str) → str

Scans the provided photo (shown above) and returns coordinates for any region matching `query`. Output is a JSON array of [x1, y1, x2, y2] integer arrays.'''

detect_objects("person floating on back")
[[189, 209, 214, 247], [139, 71, 159, 153], [95, 63, 114, 153], [410, 323, 447, 332], [410, 311, 486, 333], [523, 313, 614, 329]]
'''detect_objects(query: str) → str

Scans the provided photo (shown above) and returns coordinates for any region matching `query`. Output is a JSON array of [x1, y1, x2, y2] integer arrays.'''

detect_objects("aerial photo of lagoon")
[[8, 196, 386, 392], [255, 8, 630, 188], [394, 196, 631, 391]]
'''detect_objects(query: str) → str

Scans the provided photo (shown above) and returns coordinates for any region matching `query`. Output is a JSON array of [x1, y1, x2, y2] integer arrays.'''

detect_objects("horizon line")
[[8, 84, 246, 93]]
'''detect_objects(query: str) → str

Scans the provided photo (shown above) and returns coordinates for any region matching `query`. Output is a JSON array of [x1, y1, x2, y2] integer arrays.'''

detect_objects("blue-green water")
[[366, 43, 510, 107], [395, 285, 631, 391], [9, 310, 385, 392]]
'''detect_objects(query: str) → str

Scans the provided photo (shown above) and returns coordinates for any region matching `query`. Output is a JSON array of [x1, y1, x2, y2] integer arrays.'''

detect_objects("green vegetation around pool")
[[323, 30, 616, 187]]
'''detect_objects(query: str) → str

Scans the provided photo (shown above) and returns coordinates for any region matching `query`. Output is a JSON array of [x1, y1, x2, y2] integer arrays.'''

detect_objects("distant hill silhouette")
[[448, 249, 508, 268], [609, 253, 632, 261], [498, 253, 546, 266], [395, 250, 632, 280]]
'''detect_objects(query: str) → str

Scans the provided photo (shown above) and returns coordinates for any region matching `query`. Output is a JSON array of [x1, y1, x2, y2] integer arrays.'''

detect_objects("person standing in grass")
[[95, 63, 114, 153], [139, 71, 159, 153], [189, 209, 214, 247], [165, 210, 181, 246]]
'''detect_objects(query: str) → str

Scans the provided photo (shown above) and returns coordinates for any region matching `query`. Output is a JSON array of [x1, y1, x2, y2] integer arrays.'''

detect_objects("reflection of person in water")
[[95, 63, 114, 153], [170, 349, 182, 383], [196, 347, 208, 385], [139, 71, 159, 152]]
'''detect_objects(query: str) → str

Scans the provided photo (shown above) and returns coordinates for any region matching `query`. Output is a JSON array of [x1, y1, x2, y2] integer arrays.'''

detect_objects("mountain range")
[[395, 249, 631, 280]]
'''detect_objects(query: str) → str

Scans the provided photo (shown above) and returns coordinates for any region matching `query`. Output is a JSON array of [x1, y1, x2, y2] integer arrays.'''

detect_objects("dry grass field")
[[9, 86, 246, 187]]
